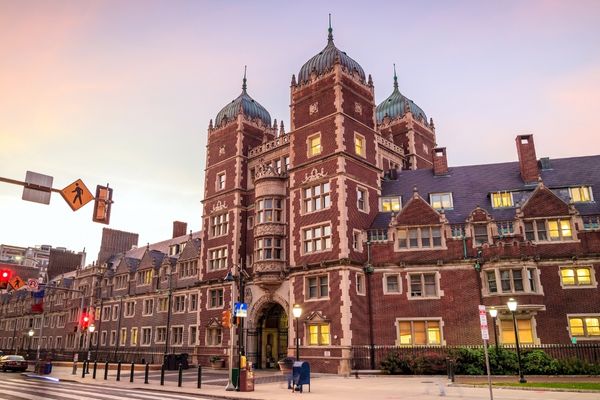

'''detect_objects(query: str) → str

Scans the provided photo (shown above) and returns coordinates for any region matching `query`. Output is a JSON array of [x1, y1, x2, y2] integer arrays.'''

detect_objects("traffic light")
[[92, 184, 113, 225], [0, 269, 11, 290], [80, 311, 90, 331], [221, 310, 231, 329]]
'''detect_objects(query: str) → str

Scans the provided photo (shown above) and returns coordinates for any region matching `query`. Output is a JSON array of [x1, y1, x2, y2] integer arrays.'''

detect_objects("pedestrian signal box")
[[92, 185, 113, 225]]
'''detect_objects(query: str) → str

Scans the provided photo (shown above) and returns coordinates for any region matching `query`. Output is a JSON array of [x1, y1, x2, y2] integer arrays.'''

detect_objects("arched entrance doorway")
[[249, 302, 288, 369]]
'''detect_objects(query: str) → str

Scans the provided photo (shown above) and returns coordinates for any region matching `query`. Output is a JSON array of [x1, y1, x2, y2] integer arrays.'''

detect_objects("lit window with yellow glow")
[[569, 186, 592, 203], [500, 319, 534, 344], [491, 192, 513, 208], [381, 197, 401, 212], [398, 320, 441, 345], [548, 219, 572, 240], [308, 135, 321, 157], [354, 134, 365, 157], [569, 316, 600, 337], [560, 267, 593, 286], [308, 323, 330, 345]]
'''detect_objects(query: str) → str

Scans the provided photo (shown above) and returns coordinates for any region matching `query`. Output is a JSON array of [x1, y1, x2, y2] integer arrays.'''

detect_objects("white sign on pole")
[[27, 279, 39, 291], [22, 171, 53, 204], [479, 305, 490, 340]]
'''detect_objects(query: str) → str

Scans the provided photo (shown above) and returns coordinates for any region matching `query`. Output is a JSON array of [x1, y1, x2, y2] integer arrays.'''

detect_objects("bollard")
[[144, 363, 149, 384], [86, 359, 91, 374], [197, 365, 202, 389], [116, 361, 122, 381], [93, 361, 98, 379], [160, 364, 165, 386], [81, 360, 86, 378], [130, 362, 135, 383], [178, 363, 183, 387], [104, 361, 109, 380]]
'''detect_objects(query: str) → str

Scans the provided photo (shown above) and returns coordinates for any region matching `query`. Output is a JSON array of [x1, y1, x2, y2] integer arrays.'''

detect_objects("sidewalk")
[[23, 366, 600, 400]]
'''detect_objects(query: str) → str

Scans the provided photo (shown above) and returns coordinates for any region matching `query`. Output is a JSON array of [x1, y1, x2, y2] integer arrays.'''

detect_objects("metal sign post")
[[479, 305, 494, 400]]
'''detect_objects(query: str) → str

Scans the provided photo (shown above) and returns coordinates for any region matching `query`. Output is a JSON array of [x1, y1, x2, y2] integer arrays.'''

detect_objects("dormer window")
[[524, 219, 573, 242], [430, 193, 453, 210], [569, 186, 592, 203], [491, 192, 514, 208], [380, 196, 401, 212]]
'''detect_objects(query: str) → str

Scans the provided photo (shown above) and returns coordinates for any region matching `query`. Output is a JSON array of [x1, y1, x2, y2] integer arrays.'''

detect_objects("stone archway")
[[246, 294, 289, 369]]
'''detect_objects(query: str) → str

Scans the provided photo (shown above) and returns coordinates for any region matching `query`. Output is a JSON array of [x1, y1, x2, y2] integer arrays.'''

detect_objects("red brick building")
[[1, 25, 598, 374]]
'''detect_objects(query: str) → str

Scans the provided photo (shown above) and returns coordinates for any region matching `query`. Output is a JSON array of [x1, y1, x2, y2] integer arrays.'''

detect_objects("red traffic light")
[[0, 269, 11, 290], [1, 270, 9, 279]]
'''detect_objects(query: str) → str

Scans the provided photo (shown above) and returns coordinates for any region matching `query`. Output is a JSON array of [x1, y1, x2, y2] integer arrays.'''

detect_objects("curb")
[[450, 383, 600, 394]]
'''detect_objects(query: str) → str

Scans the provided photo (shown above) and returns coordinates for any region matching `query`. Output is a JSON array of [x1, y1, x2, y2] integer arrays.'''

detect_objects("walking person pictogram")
[[72, 183, 83, 205]]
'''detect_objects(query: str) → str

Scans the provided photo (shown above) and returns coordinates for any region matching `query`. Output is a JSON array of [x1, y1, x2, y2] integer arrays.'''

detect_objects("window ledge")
[[305, 297, 330, 302], [395, 247, 447, 252], [561, 284, 598, 290], [407, 295, 441, 301]]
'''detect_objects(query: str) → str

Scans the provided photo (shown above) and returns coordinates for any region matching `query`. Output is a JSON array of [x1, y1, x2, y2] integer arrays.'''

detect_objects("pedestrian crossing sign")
[[60, 179, 93, 211]]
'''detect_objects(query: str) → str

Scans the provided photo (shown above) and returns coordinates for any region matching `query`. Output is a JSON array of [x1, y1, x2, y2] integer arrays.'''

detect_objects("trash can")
[[177, 353, 189, 369], [164, 354, 177, 370], [291, 361, 310, 393], [239, 362, 254, 392], [43, 362, 52, 374]]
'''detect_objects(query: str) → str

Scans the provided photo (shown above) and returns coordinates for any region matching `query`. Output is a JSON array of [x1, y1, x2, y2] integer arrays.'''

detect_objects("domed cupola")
[[297, 17, 365, 84], [376, 65, 427, 124], [214, 67, 272, 127]]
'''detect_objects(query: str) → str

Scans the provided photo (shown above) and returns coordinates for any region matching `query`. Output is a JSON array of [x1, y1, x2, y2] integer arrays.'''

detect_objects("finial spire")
[[327, 14, 333, 43], [393, 63, 398, 90], [242, 65, 247, 92]]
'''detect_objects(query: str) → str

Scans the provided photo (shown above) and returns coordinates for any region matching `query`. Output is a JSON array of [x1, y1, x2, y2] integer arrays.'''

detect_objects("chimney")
[[516, 134, 539, 183], [432, 147, 448, 175], [172, 221, 187, 238]]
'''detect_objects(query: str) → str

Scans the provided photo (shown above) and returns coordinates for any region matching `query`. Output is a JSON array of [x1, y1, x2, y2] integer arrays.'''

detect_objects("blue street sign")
[[234, 302, 248, 318]]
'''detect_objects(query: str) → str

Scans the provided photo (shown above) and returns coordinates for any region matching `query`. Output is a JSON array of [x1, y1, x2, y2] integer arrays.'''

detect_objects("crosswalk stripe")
[[0, 389, 44, 400], [2, 379, 208, 400]]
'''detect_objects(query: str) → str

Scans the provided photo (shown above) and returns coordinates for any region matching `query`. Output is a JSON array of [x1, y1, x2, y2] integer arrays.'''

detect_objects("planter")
[[278, 358, 295, 375], [210, 359, 225, 369]]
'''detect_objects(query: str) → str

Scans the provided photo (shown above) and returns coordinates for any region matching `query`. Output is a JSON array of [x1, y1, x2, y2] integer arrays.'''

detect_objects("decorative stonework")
[[301, 168, 327, 184], [219, 145, 225, 156], [354, 102, 362, 115], [210, 200, 227, 214], [254, 224, 286, 237], [309, 101, 319, 115]]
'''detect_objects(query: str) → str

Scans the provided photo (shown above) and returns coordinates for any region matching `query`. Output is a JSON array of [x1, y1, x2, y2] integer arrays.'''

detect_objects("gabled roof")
[[178, 238, 201, 261], [393, 193, 442, 226], [371, 155, 600, 228], [521, 184, 570, 218], [124, 231, 201, 260]]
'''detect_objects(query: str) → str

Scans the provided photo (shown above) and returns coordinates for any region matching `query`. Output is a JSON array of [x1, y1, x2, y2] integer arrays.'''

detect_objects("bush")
[[380, 351, 411, 374], [522, 350, 559, 375], [555, 357, 600, 375], [452, 347, 485, 375], [488, 347, 518, 375]]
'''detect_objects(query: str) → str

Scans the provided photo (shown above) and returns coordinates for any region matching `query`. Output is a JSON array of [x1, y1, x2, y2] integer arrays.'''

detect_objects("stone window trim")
[[482, 265, 543, 297], [142, 299, 154, 316], [123, 301, 136, 318], [559, 265, 597, 289], [111, 304, 120, 321], [189, 325, 198, 346], [491, 191, 514, 209], [523, 218, 577, 243], [382, 273, 402, 295], [307, 322, 331, 346], [189, 293, 198, 312], [256, 197, 284, 224], [352, 229, 363, 252], [356, 186, 369, 213], [207, 287, 225, 310], [407, 271, 443, 300], [569, 186, 593, 203], [210, 212, 229, 238], [566, 314, 600, 340], [355, 272, 366, 296], [157, 297, 169, 313], [394, 317, 445, 346], [380, 196, 402, 212], [137, 269, 153, 286], [354, 132, 366, 158], [472, 223, 491, 247], [170, 325, 185, 347], [307, 132, 322, 158], [173, 295, 186, 314], [208, 245, 228, 271], [130, 327, 138, 346], [429, 192, 453, 210], [155, 326, 167, 344], [304, 274, 330, 302], [206, 325, 223, 347], [140, 326, 152, 347], [255, 237, 284, 261], [301, 222, 333, 255], [301, 180, 332, 215], [216, 171, 226, 191], [396, 225, 446, 251]]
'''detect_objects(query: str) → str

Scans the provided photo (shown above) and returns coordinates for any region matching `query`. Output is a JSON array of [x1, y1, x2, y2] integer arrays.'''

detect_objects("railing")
[[351, 343, 600, 371]]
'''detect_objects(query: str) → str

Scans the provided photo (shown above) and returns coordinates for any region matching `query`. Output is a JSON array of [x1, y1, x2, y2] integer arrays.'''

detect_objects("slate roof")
[[376, 73, 427, 124], [124, 231, 201, 260], [371, 155, 600, 228]]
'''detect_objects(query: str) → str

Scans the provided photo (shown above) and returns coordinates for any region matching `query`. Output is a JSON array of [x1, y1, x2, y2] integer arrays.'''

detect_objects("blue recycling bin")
[[43, 362, 52, 374], [291, 361, 310, 393]]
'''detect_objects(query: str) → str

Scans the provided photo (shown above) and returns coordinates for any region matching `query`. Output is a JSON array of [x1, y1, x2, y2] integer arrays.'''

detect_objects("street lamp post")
[[292, 305, 302, 361], [506, 298, 526, 383], [488, 307, 499, 352], [28, 329, 34, 358]]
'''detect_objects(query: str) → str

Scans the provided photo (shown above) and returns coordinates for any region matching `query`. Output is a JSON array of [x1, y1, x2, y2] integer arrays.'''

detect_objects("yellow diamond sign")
[[60, 179, 94, 211]]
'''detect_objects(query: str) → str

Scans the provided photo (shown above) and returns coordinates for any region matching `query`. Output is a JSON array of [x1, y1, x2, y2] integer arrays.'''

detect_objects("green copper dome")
[[215, 69, 271, 127], [298, 23, 365, 84], [376, 67, 427, 124]]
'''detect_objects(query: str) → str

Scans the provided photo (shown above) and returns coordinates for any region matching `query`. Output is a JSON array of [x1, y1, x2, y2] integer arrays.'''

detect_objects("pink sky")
[[1, 1, 599, 262]]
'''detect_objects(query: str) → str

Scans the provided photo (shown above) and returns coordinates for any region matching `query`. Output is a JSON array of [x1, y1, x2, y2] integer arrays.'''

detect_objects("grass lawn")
[[493, 382, 600, 391]]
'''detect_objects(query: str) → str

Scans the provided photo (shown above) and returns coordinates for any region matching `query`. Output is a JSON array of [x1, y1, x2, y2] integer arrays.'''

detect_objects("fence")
[[1, 346, 196, 364], [351, 343, 600, 371]]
